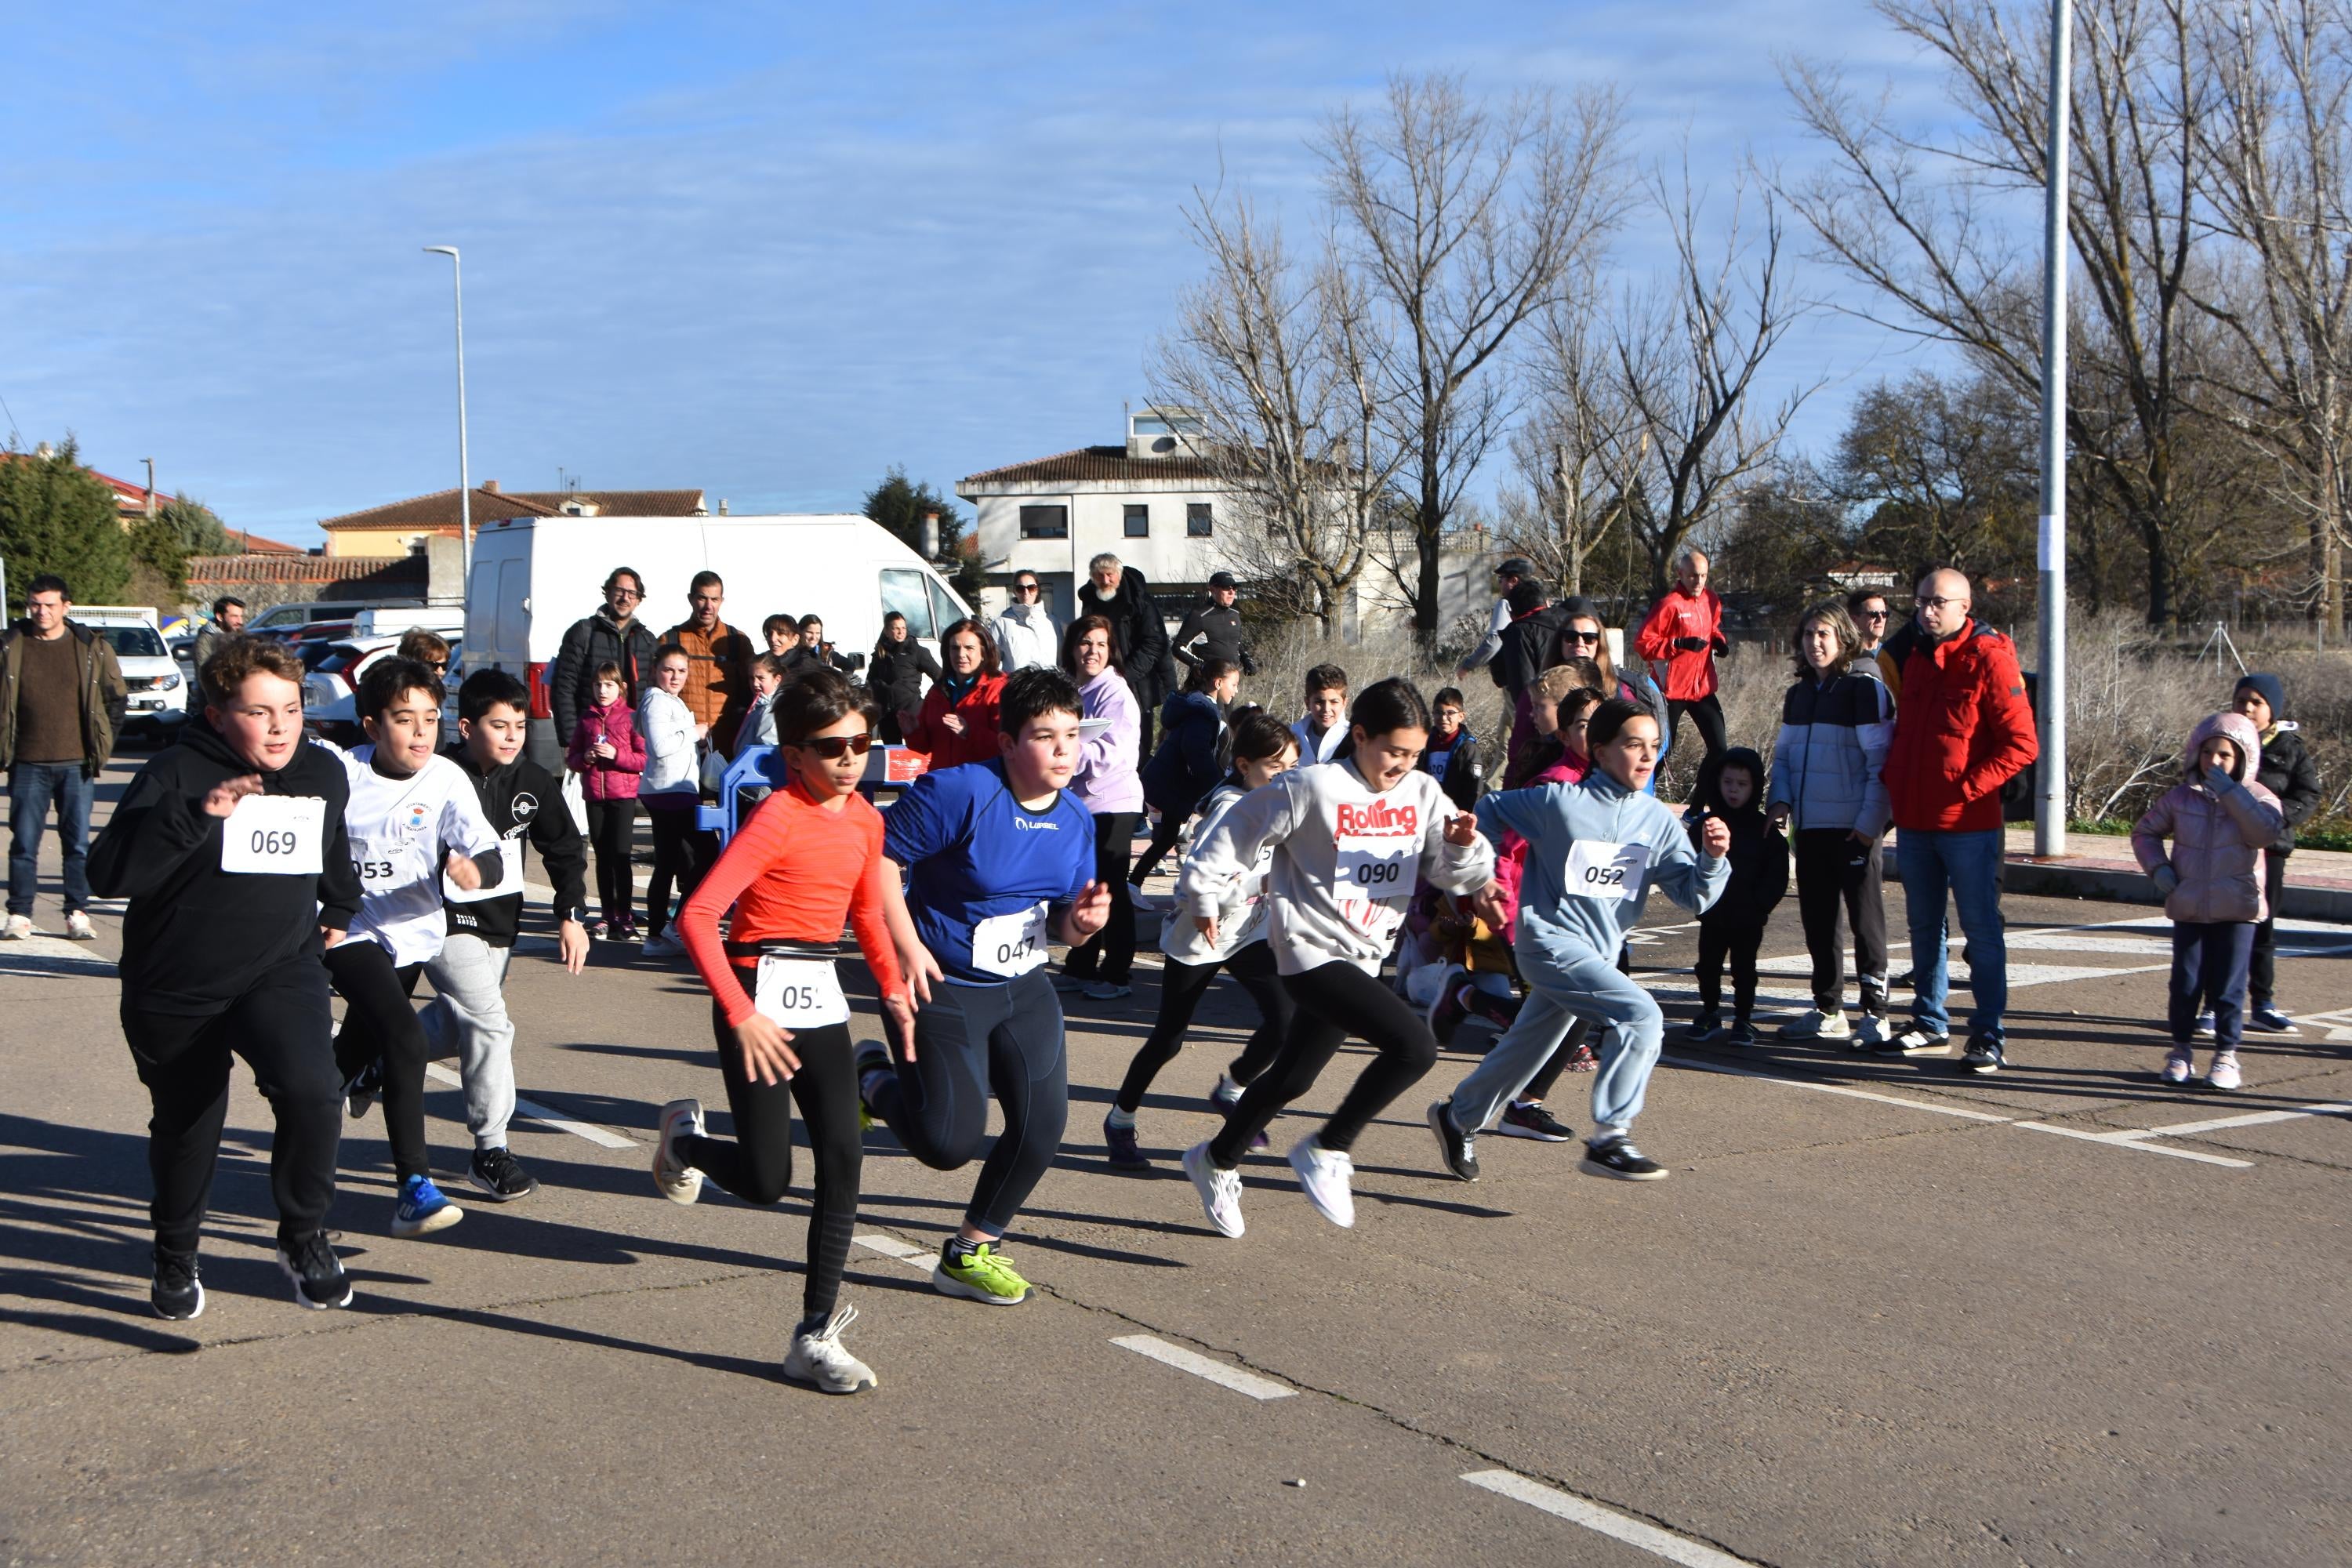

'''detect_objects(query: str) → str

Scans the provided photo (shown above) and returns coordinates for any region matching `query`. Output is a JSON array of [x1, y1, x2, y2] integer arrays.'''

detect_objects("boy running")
[[425, 669, 592, 1202], [857, 666, 1112, 1307], [89, 637, 362, 1316], [328, 657, 505, 1237]]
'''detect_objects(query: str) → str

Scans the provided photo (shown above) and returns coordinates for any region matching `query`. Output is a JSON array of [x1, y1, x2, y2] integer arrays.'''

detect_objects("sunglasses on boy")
[[793, 731, 875, 760]]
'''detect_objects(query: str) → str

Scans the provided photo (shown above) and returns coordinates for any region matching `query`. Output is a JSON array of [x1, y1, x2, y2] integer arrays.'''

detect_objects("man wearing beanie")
[[2230, 673, 2321, 1031]]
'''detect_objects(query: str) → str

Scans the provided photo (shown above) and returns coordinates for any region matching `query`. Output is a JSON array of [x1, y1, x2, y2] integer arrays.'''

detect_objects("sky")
[[2, 1, 1970, 549]]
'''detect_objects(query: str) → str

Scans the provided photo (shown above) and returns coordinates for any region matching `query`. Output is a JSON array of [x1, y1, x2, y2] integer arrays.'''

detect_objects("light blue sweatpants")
[[1449, 938, 1664, 1142]]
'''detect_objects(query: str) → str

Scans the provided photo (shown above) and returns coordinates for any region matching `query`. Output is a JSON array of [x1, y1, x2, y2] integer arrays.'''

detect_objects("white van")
[[75, 606, 188, 745], [463, 513, 971, 771]]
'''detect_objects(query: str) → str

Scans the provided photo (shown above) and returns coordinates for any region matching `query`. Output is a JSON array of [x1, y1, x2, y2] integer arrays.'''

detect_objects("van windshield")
[[881, 569, 935, 639]]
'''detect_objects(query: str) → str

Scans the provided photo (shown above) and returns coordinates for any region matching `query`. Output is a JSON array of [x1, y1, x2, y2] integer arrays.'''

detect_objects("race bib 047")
[[971, 902, 1050, 978], [220, 793, 325, 877]]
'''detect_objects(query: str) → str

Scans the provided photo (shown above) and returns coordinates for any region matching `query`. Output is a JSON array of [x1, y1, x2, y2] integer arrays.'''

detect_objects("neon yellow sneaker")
[[931, 1241, 1029, 1305]]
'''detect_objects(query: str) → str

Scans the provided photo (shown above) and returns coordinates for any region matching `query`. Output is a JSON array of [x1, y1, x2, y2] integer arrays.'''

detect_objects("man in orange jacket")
[[1874, 568, 2038, 1074], [1635, 549, 1729, 773], [662, 571, 755, 757]]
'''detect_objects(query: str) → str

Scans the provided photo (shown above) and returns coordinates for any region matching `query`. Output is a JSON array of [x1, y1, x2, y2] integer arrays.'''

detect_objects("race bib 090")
[[1566, 839, 1650, 902], [220, 793, 325, 877]]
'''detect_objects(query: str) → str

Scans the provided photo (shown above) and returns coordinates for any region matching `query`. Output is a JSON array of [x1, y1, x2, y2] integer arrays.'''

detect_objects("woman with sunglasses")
[[655, 670, 914, 1395], [992, 574, 1061, 673], [1551, 597, 1670, 796]]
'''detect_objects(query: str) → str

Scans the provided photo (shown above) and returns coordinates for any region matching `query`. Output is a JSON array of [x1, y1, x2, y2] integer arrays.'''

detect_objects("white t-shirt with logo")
[[338, 749, 502, 967]]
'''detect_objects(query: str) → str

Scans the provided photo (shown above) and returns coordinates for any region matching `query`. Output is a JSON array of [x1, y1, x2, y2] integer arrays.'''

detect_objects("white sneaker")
[[783, 1303, 877, 1395], [1853, 1014, 1892, 1047], [2, 914, 30, 940], [1780, 1007, 1847, 1040], [2206, 1051, 2243, 1091], [641, 931, 684, 960], [63, 910, 95, 940], [2162, 1044, 2194, 1084], [1286, 1137, 1355, 1229], [1183, 1142, 1246, 1238], [653, 1098, 705, 1204]]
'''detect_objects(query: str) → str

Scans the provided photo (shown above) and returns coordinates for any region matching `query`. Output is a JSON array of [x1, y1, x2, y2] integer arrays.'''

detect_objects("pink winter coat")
[[2131, 711, 2285, 924], [568, 697, 646, 801]]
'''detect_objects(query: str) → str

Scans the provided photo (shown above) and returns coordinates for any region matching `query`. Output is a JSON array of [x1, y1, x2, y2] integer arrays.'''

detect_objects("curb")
[[2003, 856, 2352, 923]]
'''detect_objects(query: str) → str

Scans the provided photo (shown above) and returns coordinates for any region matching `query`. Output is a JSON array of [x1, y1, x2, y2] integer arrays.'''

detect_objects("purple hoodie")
[[1071, 670, 1142, 815]]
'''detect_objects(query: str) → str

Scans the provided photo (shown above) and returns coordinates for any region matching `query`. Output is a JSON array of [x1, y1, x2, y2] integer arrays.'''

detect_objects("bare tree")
[[1781, 0, 2217, 628], [1833, 368, 2038, 578], [1498, 286, 1647, 599], [1149, 191, 1407, 637], [1595, 164, 1817, 595], [1319, 72, 1632, 632], [2194, 0, 2352, 637]]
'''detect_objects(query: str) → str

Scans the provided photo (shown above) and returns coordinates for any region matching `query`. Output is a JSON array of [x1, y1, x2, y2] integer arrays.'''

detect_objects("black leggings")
[[1666, 694, 1728, 770], [865, 967, 1066, 1236], [1128, 810, 1189, 883], [585, 797, 638, 921], [1063, 810, 1138, 983], [1210, 960, 1438, 1167], [1795, 828, 1889, 1014], [645, 803, 713, 936], [1697, 918, 1766, 1020], [678, 985, 862, 1323], [1113, 942, 1292, 1113], [125, 956, 343, 1253], [324, 942, 434, 1183]]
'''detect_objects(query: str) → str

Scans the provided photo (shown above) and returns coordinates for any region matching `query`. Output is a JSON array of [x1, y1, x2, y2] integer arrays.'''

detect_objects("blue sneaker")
[[391, 1174, 464, 1238], [1103, 1113, 1149, 1172]]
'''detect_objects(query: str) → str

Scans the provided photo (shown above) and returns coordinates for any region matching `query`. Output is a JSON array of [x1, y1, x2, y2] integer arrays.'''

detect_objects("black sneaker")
[[1726, 1021, 1759, 1048], [1961, 1037, 2005, 1075], [1683, 1009, 1721, 1042], [1103, 1113, 1150, 1173], [276, 1231, 354, 1311], [151, 1247, 204, 1321], [1580, 1138, 1669, 1181], [1427, 1101, 1479, 1181], [467, 1146, 539, 1201], [1496, 1101, 1575, 1142], [343, 1056, 383, 1120], [1875, 1025, 1950, 1058]]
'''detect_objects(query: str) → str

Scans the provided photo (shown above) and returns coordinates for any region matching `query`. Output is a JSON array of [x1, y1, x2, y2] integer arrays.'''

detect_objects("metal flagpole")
[[2034, 0, 2073, 857]]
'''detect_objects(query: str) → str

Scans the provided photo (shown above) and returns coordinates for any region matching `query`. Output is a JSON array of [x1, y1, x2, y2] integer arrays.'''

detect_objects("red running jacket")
[[1882, 619, 2038, 833], [1634, 586, 1725, 701]]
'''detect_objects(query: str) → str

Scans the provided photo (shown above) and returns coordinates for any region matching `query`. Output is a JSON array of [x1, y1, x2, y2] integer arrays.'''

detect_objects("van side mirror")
[[843, 652, 866, 672]]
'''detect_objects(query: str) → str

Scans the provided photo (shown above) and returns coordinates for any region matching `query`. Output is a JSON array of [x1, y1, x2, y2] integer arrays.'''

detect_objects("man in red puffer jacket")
[[1635, 549, 1729, 772], [1875, 568, 2038, 1074]]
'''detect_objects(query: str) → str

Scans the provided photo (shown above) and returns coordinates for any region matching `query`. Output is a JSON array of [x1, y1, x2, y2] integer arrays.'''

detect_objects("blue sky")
[[2, 1, 1965, 548]]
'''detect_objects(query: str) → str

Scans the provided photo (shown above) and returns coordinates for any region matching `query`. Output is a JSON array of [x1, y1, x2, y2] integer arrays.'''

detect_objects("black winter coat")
[[868, 639, 942, 717], [551, 609, 660, 751], [443, 750, 590, 945], [1686, 801, 1790, 928], [1077, 567, 1171, 705], [2256, 725, 2322, 854]]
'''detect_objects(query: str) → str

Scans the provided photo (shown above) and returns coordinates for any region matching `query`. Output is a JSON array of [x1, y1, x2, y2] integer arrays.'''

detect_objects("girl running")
[[1179, 679, 1500, 1237], [1104, 710, 1299, 1171], [1429, 699, 1729, 1185], [858, 666, 1113, 1307], [653, 671, 913, 1393]]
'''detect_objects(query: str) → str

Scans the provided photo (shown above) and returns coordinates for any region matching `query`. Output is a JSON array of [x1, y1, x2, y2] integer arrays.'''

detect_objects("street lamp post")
[[422, 245, 471, 577], [2034, 0, 2073, 858]]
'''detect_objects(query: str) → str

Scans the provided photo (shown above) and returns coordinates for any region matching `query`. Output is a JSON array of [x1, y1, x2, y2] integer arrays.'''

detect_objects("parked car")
[[463, 512, 971, 775], [303, 634, 463, 745], [76, 606, 188, 746], [244, 598, 426, 638]]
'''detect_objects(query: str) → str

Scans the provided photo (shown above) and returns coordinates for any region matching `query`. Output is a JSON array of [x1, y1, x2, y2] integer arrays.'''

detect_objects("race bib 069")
[[971, 902, 1050, 978], [220, 793, 325, 877], [754, 956, 849, 1029], [1566, 839, 1650, 902]]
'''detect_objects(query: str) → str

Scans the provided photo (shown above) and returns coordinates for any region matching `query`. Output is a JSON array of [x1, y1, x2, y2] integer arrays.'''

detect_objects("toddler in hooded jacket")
[[1683, 747, 1789, 1046], [2132, 710, 2285, 1091]]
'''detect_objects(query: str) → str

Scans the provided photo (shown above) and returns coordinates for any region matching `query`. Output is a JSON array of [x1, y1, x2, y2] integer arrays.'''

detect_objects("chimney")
[[718, 499, 729, 515], [481, 479, 499, 493], [921, 510, 940, 559]]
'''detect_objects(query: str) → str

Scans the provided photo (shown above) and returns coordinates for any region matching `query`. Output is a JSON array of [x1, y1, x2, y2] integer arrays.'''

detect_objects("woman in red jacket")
[[905, 618, 1005, 771]]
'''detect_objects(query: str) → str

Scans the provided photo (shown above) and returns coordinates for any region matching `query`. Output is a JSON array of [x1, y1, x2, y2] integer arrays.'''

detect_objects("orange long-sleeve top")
[[678, 779, 906, 1028]]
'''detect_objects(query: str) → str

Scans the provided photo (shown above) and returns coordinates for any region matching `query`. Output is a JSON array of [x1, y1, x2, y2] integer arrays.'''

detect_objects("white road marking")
[[2009, 1122, 2253, 1167], [2129, 1102, 2352, 1138], [852, 1232, 937, 1274], [1112, 1334, 1296, 1401], [420, 1062, 636, 1149], [1462, 1470, 1759, 1566], [1661, 1054, 2013, 1122]]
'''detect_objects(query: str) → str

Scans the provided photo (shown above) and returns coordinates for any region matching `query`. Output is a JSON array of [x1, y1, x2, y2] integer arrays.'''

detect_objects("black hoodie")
[[1684, 747, 1790, 928], [443, 748, 590, 946], [89, 722, 361, 1015]]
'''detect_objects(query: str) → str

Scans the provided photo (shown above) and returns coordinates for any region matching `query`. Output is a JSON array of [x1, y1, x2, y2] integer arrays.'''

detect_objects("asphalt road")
[[4, 754, 2349, 1566]]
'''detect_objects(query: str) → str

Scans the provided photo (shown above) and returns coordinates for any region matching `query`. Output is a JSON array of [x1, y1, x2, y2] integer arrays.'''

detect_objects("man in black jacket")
[[89, 637, 362, 1318], [550, 568, 661, 759], [1077, 552, 1171, 755], [426, 670, 593, 1201], [1171, 571, 1254, 676], [2233, 673, 2322, 1031]]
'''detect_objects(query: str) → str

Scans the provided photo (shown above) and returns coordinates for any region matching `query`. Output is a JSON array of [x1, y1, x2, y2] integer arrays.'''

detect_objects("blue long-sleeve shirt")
[[1475, 768, 1727, 959]]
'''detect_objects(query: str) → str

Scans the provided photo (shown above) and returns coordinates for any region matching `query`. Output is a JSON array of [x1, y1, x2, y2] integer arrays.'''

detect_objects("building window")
[[1123, 503, 1149, 539], [1186, 503, 1214, 539], [1019, 505, 1069, 539]]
